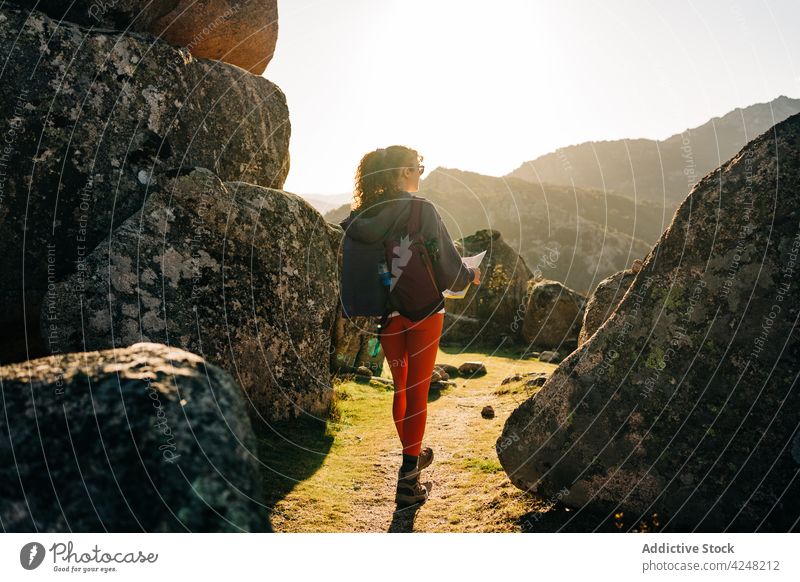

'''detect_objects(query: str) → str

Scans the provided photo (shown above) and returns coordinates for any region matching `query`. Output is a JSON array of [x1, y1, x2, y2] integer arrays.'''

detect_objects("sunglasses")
[[407, 164, 425, 175]]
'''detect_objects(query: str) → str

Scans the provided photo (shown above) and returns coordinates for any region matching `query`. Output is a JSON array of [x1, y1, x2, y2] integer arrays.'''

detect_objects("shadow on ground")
[[517, 502, 626, 532], [253, 415, 334, 526], [518, 502, 704, 533], [388, 482, 434, 532]]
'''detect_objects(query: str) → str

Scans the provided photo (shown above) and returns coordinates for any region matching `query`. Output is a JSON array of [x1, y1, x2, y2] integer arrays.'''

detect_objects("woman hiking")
[[339, 145, 481, 508]]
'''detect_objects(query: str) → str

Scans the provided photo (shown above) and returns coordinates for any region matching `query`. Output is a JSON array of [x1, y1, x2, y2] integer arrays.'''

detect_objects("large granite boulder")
[[42, 168, 338, 423], [497, 113, 800, 532], [11, 1, 279, 74], [0, 6, 289, 363], [0, 342, 269, 532], [579, 268, 637, 345], [522, 279, 586, 350], [441, 229, 532, 347]]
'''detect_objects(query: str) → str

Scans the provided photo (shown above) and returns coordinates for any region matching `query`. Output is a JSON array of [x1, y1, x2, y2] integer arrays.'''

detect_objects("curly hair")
[[351, 145, 422, 213]]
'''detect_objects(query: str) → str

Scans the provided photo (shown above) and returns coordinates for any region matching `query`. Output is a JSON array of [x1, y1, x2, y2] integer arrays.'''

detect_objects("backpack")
[[382, 197, 443, 322], [340, 234, 389, 318], [339, 197, 442, 328]]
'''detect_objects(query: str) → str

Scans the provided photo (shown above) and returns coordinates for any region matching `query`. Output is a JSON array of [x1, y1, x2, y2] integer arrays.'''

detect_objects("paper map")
[[442, 250, 486, 299]]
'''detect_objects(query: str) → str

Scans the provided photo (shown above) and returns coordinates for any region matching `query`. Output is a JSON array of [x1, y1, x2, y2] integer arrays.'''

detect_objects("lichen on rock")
[[44, 168, 338, 423]]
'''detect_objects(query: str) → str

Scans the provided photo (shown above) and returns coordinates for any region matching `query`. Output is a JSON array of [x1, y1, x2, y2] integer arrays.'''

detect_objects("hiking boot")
[[395, 468, 429, 507], [417, 446, 434, 472], [394, 447, 434, 507], [395, 447, 433, 480]]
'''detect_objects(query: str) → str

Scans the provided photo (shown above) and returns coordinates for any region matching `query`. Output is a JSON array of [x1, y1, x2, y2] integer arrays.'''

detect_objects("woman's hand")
[[471, 267, 481, 284]]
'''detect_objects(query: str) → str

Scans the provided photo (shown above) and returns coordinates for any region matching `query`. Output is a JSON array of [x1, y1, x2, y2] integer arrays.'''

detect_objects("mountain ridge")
[[506, 95, 800, 207]]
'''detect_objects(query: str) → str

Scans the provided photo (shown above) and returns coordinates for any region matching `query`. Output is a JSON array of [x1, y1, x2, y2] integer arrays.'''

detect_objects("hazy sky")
[[267, 0, 800, 196]]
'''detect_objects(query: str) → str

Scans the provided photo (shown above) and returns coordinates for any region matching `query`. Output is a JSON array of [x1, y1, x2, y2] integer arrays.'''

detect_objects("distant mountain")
[[506, 95, 800, 210], [325, 168, 668, 294], [299, 192, 352, 215], [323, 202, 350, 225]]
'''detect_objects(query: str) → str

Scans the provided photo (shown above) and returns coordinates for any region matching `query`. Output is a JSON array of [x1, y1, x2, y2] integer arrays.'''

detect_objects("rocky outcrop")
[[0, 7, 290, 363], [497, 113, 800, 531], [579, 269, 637, 345], [42, 168, 338, 422], [441, 230, 532, 347], [522, 280, 585, 350], [11, 0, 279, 74], [0, 342, 268, 532]]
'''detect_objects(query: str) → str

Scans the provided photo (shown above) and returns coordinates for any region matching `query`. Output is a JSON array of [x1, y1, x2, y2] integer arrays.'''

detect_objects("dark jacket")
[[339, 191, 474, 315]]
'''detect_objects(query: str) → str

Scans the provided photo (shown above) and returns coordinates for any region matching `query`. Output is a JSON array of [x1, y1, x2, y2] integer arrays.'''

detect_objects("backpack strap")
[[377, 197, 424, 335], [407, 197, 423, 237]]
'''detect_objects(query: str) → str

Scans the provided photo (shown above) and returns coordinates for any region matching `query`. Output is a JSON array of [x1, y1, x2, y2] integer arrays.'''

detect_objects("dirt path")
[[257, 348, 587, 532]]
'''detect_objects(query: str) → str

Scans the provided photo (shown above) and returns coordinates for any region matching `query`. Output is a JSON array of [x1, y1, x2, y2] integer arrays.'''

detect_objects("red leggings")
[[379, 313, 444, 456]]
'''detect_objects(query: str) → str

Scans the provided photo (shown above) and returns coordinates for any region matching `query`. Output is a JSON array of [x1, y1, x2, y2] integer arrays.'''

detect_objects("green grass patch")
[[462, 457, 503, 474]]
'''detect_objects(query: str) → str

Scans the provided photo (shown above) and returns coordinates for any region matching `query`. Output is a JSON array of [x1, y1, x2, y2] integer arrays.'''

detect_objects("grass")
[[462, 457, 504, 474]]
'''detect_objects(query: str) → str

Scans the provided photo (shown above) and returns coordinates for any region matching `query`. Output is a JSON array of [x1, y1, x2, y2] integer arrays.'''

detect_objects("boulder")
[[525, 376, 547, 388], [42, 168, 338, 422], [537, 350, 562, 364], [497, 113, 800, 531], [442, 230, 533, 346], [579, 269, 637, 345], [432, 365, 449, 381], [0, 342, 268, 532], [323, 221, 346, 259], [458, 361, 487, 377], [0, 7, 289, 363], [481, 405, 495, 419], [522, 279, 586, 350], [12, 1, 279, 74], [355, 366, 372, 378], [430, 379, 457, 390], [435, 363, 459, 377], [440, 313, 483, 346], [501, 373, 523, 385]]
